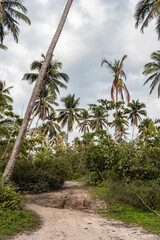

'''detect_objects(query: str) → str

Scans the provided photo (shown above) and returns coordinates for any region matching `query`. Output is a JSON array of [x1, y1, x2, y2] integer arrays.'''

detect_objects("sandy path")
[[12, 182, 160, 240]]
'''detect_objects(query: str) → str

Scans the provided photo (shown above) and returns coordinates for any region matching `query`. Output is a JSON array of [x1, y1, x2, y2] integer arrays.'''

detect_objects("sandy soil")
[[12, 181, 160, 240]]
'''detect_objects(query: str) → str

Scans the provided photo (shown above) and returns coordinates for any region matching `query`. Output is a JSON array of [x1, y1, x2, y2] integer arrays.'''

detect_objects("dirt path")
[[12, 181, 160, 240]]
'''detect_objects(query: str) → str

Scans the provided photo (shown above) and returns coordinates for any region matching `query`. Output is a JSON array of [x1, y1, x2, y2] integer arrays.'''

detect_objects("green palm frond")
[[0, 42, 7, 50], [23, 54, 69, 96], [0, 0, 31, 43], [143, 50, 160, 96], [134, 0, 160, 39]]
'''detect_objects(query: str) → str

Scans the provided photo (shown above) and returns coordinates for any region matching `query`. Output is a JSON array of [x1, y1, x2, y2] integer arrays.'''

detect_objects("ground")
[[12, 181, 160, 240]]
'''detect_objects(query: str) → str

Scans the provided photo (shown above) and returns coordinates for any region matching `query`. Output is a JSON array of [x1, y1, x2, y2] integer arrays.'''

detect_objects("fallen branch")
[[135, 192, 160, 217], [96, 168, 106, 182]]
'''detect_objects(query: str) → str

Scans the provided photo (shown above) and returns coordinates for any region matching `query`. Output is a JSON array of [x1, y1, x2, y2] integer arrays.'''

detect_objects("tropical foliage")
[[143, 50, 160, 97], [0, 0, 31, 44], [134, 0, 160, 39], [57, 94, 82, 140], [125, 100, 147, 141]]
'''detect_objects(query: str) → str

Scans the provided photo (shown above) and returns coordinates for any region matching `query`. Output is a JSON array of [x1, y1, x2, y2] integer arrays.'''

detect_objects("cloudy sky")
[[1, 0, 159, 140]]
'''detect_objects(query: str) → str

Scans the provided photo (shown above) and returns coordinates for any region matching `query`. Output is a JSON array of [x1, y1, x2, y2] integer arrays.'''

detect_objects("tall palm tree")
[[89, 105, 108, 131], [125, 100, 147, 141], [134, 0, 160, 39], [101, 55, 130, 143], [77, 109, 91, 135], [142, 50, 160, 97], [57, 94, 82, 141], [3, 0, 73, 185], [0, 0, 31, 44], [23, 54, 69, 97]]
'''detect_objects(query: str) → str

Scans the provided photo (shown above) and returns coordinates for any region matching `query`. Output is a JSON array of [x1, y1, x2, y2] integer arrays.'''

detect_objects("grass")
[[90, 185, 160, 235], [0, 208, 40, 240]]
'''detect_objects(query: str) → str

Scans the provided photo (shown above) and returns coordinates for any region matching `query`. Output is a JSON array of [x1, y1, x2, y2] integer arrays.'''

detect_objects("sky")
[[1, 0, 159, 141]]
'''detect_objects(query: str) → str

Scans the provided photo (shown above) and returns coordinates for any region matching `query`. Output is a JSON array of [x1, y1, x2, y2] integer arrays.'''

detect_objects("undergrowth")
[[90, 184, 160, 234], [0, 209, 39, 240]]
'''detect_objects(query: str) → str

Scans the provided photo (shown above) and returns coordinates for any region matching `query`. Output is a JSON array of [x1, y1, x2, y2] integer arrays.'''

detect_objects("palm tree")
[[134, 0, 160, 39], [77, 109, 91, 135], [57, 94, 82, 141], [143, 50, 160, 97], [27, 87, 58, 131], [41, 112, 61, 139], [101, 55, 130, 143], [112, 110, 129, 142], [89, 105, 108, 131], [125, 100, 147, 141], [138, 117, 156, 139], [23, 54, 69, 97], [3, 0, 73, 185], [0, 0, 31, 44], [0, 80, 13, 110]]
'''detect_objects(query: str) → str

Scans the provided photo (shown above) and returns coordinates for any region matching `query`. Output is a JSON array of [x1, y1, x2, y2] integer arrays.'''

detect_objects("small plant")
[[0, 182, 22, 210]]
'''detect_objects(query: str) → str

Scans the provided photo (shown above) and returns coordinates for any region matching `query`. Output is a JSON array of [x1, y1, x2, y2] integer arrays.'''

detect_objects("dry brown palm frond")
[[121, 70, 127, 80], [111, 84, 115, 101], [123, 83, 130, 105], [120, 55, 127, 67], [101, 58, 114, 72]]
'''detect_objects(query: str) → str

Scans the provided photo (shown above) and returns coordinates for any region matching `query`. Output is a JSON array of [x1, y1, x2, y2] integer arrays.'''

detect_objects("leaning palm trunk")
[[3, 0, 73, 185]]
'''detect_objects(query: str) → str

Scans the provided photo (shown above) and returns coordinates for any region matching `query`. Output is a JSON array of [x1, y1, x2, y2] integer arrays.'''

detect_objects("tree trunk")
[[115, 88, 118, 144], [132, 124, 135, 143], [3, 0, 73, 185]]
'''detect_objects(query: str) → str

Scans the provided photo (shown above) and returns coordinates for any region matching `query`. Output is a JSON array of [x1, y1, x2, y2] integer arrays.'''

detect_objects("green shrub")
[[0, 183, 22, 210], [12, 150, 68, 193], [54, 148, 86, 180], [83, 142, 160, 185]]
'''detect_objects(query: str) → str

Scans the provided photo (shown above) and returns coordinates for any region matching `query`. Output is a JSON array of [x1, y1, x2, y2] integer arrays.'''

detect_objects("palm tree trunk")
[[0, 120, 16, 161], [132, 124, 135, 143], [27, 110, 38, 132], [66, 127, 69, 144], [3, 0, 73, 185], [115, 88, 118, 144]]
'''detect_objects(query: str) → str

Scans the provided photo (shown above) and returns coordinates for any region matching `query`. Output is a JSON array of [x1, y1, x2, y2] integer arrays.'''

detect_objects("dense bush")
[[84, 142, 160, 185], [53, 147, 86, 180], [12, 150, 68, 193]]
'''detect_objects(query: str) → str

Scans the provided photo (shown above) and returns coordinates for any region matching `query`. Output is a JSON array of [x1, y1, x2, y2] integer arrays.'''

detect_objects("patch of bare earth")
[[12, 181, 160, 240]]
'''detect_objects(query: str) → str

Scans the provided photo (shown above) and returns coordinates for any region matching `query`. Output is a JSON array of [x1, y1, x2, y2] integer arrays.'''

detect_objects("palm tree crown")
[[89, 105, 108, 131], [77, 109, 91, 135], [0, 0, 31, 44], [23, 54, 69, 97], [57, 94, 82, 139], [41, 111, 60, 139], [125, 100, 147, 126], [101, 55, 130, 104], [143, 50, 160, 97], [125, 99, 147, 141], [134, 0, 160, 39]]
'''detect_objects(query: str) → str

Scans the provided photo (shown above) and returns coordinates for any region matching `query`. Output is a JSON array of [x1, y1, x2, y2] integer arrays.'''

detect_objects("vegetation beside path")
[[0, 184, 39, 240], [90, 184, 160, 235]]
